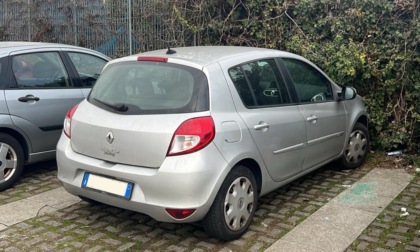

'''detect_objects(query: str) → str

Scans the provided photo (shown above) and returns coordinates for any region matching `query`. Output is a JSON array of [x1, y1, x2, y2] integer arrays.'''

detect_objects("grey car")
[[0, 42, 110, 191], [57, 46, 369, 241]]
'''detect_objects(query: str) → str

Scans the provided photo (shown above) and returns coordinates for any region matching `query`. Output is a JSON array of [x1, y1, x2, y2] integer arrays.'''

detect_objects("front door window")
[[282, 58, 333, 103], [12, 52, 70, 88]]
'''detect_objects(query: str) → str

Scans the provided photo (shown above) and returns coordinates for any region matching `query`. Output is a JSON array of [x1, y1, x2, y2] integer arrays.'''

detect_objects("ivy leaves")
[[165, 0, 419, 152]]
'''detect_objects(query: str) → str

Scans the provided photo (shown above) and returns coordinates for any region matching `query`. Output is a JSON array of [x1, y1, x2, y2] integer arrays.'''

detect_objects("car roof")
[[113, 46, 302, 68], [0, 41, 110, 59]]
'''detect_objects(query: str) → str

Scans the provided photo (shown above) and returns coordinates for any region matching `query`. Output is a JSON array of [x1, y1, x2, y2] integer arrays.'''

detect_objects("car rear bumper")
[[56, 134, 229, 223]]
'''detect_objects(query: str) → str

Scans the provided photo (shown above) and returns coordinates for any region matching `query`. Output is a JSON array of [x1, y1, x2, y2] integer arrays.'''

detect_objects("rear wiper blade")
[[93, 98, 128, 112], [114, 103, 128, 112]]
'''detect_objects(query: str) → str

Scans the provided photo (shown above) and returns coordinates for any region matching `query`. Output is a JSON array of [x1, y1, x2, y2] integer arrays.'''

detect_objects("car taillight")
[[167, 116, 215, 156], [63, 104, 79, 138]]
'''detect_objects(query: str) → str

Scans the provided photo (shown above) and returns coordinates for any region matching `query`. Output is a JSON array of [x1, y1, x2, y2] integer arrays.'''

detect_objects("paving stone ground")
[[347, 174, 420, 252], [1, 160, 418, 251], [0, 161, 61, 205]]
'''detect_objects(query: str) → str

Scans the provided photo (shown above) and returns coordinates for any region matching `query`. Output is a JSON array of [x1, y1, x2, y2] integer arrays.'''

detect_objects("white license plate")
[[81, 172, 133, 199]]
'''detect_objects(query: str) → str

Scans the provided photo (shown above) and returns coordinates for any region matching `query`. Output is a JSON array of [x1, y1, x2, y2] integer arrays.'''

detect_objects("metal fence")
[[0, 0, 178, 58]]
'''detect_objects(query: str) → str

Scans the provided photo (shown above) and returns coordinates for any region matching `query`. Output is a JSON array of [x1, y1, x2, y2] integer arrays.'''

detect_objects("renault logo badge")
[[106, 131, 114, 144]]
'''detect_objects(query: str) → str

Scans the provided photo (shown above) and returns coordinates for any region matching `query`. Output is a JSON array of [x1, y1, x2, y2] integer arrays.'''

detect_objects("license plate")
[[81, 172, 133, 200]]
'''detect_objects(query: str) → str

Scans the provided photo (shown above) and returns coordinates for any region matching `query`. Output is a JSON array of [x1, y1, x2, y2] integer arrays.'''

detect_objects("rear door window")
[[228, 59, 291, 107], [67, 52, 108, 87], [12, 52, 70, 88], [89, 62, 209, 114], [0, 57, 6, 88]]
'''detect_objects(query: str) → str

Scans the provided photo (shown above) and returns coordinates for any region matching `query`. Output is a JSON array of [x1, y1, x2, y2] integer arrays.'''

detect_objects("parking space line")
[[265, 168, 414, 252], [0, 187, 80, 231]]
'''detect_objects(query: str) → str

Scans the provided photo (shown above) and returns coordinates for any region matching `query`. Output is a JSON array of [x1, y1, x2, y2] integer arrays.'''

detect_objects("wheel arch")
[[0, 128, 30, 162], [233, 158, 262, 195], [356, 115, 368, 128]]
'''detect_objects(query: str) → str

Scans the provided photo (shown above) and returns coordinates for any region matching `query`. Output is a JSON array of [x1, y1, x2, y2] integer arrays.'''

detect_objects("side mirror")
[[338, 86, 357, 101]]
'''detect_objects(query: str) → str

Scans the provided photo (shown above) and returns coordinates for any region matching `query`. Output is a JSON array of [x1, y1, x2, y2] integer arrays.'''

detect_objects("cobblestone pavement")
[[0, 161, 61, 205], [0, 160, 409, 251], [347, 173, 420, 252]]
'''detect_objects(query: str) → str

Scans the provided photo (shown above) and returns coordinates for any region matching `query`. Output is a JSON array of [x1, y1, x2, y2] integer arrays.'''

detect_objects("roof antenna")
[[166, 46, 176, 55]]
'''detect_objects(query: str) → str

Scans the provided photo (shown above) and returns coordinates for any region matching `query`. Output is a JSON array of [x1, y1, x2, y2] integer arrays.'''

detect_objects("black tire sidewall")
[[0, 133, 24, 191], [203, 165, 257, 241], [341, 123, 370, 169]]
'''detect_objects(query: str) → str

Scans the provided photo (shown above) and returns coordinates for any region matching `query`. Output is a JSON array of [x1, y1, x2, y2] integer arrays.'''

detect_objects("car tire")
[[203, 165, 257, 241], [0, 134, 24, 191], [341, 122, 369, 169]]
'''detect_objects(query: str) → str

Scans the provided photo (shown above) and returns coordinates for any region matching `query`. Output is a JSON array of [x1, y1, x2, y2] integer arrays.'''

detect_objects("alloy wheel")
[[0, 143, 18, 182]]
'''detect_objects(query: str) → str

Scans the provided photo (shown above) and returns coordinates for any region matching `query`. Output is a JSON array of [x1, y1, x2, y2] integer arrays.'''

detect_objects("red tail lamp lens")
[[63, 104, 79, 138], [166, 208, 196, 219], [167, 116, 215, 156]]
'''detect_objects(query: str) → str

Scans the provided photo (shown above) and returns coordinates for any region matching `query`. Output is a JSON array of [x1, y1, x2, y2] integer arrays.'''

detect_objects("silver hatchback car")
[[57, 46, 369, 241], [0, 42, 110, 191]]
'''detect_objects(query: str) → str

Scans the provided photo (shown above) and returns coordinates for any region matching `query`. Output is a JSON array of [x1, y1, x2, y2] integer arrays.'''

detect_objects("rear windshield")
[[88, 61, 209, 114]]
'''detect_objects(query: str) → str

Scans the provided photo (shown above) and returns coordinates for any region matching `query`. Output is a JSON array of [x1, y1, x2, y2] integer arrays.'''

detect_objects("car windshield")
[[88, 61, 209, 114]]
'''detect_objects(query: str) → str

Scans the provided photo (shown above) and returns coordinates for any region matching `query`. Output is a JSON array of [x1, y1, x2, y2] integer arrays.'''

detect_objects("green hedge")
[[168, 0, 419, 153]]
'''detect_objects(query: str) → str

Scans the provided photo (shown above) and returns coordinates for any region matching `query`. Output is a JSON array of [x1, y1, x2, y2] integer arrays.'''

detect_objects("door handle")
[[18, 95, 40, 102], [254, 123, 270, 130], [306, 115, 318, 123]]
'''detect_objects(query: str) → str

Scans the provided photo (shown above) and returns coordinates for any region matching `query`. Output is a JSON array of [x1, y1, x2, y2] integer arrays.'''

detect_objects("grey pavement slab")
[[266, 240, 325, 252], [265, 168, 414, 252], [0, 187, 80, 231], [357, 168, 413, 184]]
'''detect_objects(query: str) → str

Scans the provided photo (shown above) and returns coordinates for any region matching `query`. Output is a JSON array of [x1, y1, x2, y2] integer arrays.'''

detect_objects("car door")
[[227, 59, 306, 182], [280, 58, 346, 170], [5, 50, 85, 155]]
